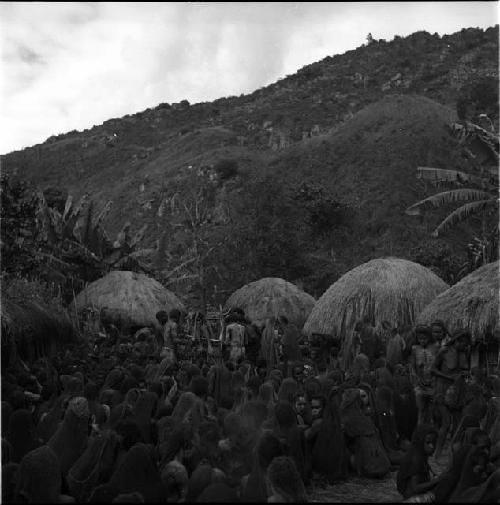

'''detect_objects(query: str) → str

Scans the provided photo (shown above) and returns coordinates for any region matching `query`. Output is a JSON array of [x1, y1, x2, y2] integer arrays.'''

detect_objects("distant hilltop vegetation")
[[2, 26, 498, 305]]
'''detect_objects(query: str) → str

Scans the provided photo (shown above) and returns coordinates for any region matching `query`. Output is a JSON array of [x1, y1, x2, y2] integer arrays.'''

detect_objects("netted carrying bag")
[[67, 432, 111, 502]]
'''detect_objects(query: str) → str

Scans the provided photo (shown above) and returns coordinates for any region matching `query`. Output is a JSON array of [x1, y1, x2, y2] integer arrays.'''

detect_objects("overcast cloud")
[[0, 2, 498, 154]]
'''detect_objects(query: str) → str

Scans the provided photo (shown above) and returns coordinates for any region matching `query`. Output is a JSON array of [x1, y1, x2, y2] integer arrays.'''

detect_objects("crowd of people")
[[1, 307, 500, 503]]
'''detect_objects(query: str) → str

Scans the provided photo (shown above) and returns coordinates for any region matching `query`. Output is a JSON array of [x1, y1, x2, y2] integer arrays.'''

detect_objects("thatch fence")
[[417, 260, 499, 342], [1, 298, 76, 366], [224, 277, 315, 328], [74, 270, 185, 331], [303, 257, 449, 347]]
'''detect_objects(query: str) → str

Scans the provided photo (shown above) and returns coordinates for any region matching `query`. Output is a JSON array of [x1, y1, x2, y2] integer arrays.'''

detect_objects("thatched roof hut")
[[417, 260, 499, 342], [224, 277, 315, 328], [74, 270, 185, 330], [1, 298, 76, 364], [303, 257, 449, 340]]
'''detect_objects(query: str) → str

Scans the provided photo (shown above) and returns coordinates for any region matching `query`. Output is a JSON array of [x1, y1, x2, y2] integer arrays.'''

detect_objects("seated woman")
[[449, 415, 480, 456], [375, 385, 406, 466], [14, 446, 75, 503], [448, 445, 500, 503], [432, 428, 492, 503], [396, 424, 442, 502], [241, 431, 286, 502], [341, 388, 390, 479]]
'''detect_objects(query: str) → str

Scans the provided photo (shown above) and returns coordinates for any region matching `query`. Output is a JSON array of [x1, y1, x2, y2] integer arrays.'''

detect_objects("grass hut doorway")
[[74, 270, 185, 333], [303, 257, 449, 367], [224, 277, 315, 329]]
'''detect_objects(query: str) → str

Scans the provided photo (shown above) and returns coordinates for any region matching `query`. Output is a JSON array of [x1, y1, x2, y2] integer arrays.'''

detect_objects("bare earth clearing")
[[309, 453, 450, 502]]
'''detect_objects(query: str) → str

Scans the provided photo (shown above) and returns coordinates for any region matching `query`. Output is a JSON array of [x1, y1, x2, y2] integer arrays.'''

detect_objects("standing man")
[[409, 325, 437, 426], [278, 316, 301, 377], [161, 309, 182, 361], [223, 311, 246, 364], [432, 329, 471, 458], [359, 317, 384, 366]]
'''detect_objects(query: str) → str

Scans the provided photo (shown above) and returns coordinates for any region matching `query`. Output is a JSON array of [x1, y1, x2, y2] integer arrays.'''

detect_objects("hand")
[[167, 380, 178, 399]]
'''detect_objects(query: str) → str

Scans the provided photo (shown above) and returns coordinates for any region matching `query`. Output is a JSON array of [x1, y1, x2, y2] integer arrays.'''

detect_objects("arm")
[[431, 349, 455, 382], [409, 348, 419, 387], [408, 475, 439, 496]]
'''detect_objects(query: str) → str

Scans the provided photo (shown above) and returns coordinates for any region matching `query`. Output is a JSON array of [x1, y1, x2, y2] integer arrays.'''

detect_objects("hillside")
[[1, 26, 498, 304]]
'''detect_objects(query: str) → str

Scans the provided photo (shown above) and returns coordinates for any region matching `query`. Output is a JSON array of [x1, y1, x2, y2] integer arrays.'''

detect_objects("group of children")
[[1, 307, 500, 503]]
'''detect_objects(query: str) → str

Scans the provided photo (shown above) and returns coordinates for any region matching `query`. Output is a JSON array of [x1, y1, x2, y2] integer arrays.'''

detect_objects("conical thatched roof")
[[224, 277, 315, 328], [75, 271, 185, 329], [1, 298, 76, 350], [303, 257, 449, 339], [417, 261, 499, 341]]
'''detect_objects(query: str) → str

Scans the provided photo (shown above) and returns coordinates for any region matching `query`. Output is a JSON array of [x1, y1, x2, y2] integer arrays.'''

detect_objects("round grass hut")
[[303, 257, 449, 342], [75, 271, 185, 330], [417, 260, 499, 342], [1, 298, 76, 366], [224, 277, 315, 328]]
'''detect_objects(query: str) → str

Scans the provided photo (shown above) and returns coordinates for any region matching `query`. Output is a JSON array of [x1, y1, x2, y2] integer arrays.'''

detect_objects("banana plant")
[[405, 121, 499, 271]]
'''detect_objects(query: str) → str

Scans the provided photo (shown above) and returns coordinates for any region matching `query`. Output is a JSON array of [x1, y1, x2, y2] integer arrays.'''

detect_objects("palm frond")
[[62, 195, 73, 221], [416, 167, 479, 185], [129, 224, 148, 248], [65, 193, 90, 239], [406, 189, 493, 216], [93, 200, 113, 230], [432, 199, 498, 237]]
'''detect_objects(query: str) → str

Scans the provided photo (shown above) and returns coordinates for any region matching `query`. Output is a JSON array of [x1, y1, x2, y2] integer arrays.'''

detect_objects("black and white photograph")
[[1, 2, 499, 502]]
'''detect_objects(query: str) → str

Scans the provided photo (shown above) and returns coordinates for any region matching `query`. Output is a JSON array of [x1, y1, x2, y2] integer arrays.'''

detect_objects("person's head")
[[468, 446, 489, 479], [197, 421, 221, 459], [411, 423, 438, 457], [310, 395, 325, 421], [115, 419, 143, 451], [294, 394, 307, 417], [161, 460, 189, 503], [465, 427, 491, 455], [256, 359, 267, 380], [359, 387, 370, 407], [268, 369, 283, 391], [274, 402, 297, 431], [196, 483, 238, 503], [15, 446, 62, 503], [113, 491, 145, 503], [190, 375, 209, 400], [431, 320, 447, 343], [415, 325, 432, 347], [291, 364, 305, 384], [470, 366, 486, 385], [266, 455, 306, 502], [257, 432, 285, 470], [450, 329, 471, 351]]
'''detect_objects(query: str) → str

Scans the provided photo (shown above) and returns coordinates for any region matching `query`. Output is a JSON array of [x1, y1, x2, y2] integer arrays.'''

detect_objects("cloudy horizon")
[[1, 2, 498, 154]]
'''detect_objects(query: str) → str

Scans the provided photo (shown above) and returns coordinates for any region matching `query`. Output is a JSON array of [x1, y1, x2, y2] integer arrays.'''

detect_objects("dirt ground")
[[308, 453, 451, 503]]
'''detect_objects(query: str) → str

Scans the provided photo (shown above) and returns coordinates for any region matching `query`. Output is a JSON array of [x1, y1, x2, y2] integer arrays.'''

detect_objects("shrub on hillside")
[[213, 159, 239, 181], [456, 76, 499, 122], [410, 240, 464, 284]]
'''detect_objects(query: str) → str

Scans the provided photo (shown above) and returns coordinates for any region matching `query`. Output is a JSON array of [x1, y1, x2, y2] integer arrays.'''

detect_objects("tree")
[[222, 174, 312, 285], [1, 174, 40, 277], [156, 165, 228, 313], [1, 172, 150, 302], [456, 76, 499, 124], [405, 122, 499, 273]]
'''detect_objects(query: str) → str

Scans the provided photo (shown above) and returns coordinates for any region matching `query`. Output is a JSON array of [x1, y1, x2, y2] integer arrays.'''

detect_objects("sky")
[[1, 2, 498, 154]]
